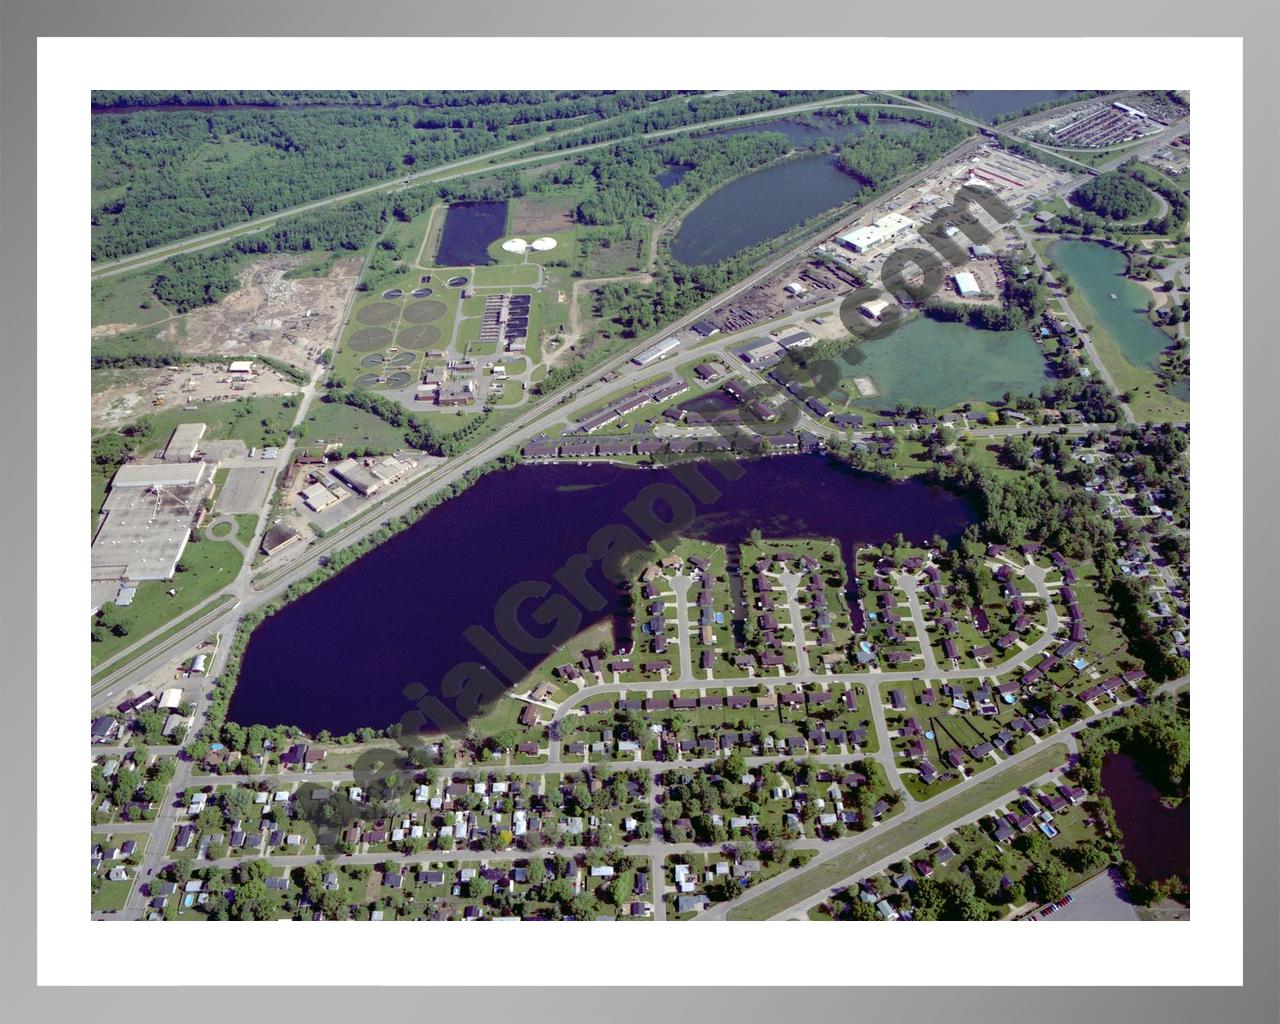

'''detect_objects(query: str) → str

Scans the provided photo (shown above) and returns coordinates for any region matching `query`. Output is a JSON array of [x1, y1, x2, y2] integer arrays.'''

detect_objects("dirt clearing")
[[156, 254, 361, 371], [92, 362, 302, 430], [510, 194, 576, 235]]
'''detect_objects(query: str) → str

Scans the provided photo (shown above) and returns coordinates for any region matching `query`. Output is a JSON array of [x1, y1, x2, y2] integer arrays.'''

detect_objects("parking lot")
[[1038, 869, 1140, 922], [215, 464, 278, 515]]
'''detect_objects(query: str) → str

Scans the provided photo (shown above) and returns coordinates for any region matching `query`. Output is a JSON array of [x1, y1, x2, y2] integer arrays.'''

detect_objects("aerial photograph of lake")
[[228, 456, 975, 735], [670, 153, 864, 266]]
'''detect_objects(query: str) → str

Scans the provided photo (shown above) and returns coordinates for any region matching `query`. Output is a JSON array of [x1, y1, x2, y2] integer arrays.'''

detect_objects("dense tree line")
[[1121, 161, 1188, 235], [149, 197, 385, 312], [922, 299, 1026, 332], [92, 92, 841, 260], [1077, 693, 1189, 800], [834, 116, 971, 188], [528, 90, 840, 152], [1104, 577, 1189, 682], [930, 460, 1117, 563], [93, 89, 680, 116], [553, 132, 793, 227], [92, 96, 650, 260], [1070, 171, 1156, 221]]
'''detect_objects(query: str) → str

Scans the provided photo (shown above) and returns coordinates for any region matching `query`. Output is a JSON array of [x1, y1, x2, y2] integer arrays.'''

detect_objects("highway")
[[88, 97, 1189, 920], [91, 130, 993, 706], [90, 92, 872, 281]]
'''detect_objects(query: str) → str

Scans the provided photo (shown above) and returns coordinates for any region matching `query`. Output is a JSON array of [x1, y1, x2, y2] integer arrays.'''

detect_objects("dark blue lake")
[[946, 90, 1077, 124], [657, 163, 694, 189], [228, 456, 977, 735], [1101, 752, 1191, 887], [670, 153, 864, 267], [435, 200, 507, 266]]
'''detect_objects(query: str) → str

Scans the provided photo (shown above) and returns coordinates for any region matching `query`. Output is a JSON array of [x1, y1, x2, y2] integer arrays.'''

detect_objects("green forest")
[[1070, 171, 1156, 221], [834, 114, 971, 188], [90, 90, 845, 261]]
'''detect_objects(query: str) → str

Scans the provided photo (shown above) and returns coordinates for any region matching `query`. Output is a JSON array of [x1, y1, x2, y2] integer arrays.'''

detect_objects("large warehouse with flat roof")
[[632, 337, 680, 366], [837, 213, 915, 254], [90, 460, 217, 610], [163, 422, 207, 463], [331, 455, 414, 497]]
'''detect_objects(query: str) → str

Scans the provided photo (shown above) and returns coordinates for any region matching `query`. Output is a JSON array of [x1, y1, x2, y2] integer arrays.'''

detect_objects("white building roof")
[[112, 462, 209, 488], [873, 212, 914, 234], [632, 337, 680, 365], [163, 422, 207, 462], [953, 271, 981, 297]]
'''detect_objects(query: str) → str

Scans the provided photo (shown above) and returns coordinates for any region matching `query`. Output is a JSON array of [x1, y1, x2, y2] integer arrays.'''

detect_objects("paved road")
[[767, 766, 1064, 920], [697, 674, 1185, 922], [1012, 220, 1136, 425], [90, 93, 870, 280], [91, 132, 996, 708], [91, 241, 376, 695]]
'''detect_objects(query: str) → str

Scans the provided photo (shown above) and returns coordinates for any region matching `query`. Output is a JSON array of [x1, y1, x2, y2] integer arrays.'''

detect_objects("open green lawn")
[[234, 514, 258, 547], [473, 263, 542, 287], [299, 396, 409, 454], [725, 742, 1070, 920], [483, 229, 576, 268], [96, 395, 300, 458], [91, 878, 134, 913], [90, 536, 245, 667], [91, 270, 173, 328]]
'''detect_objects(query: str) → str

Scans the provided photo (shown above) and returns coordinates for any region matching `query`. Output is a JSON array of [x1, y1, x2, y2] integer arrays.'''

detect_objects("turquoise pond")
[[1049, 239, 1173, 372], [840, 317, 1052, 411]]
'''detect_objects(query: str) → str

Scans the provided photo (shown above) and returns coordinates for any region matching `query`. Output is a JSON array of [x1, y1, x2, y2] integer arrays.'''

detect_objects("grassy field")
[[282, 250, 339, 280], [90, 536, 245, 667], [234, 514, 258, 546], [725, 742, 1070, 920], [91, 878, 135, 913], [96, 394, 300, 456], [473, 263, 542, 287], [299, 396, 410, 453], [1065, 296, 1188, 423], [91, 270, 173, 328]]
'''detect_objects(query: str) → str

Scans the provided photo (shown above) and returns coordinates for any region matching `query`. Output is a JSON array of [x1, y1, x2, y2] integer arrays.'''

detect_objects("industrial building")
[[632, 337, 680, 366], [837, 213, 914, 254], [90, 459, 216, 612], [301, 482, 340, 513], [738, 337, 784, 365], [260, 522, 301, 557], [228, 360, 254, 376], [858, 298, 894, 322], [437, 381, 476, 407], [162, 422, 207, 463], [331, 455, 413, 497], [952, 271, 981, 299], [779, 331, 816, 351]]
